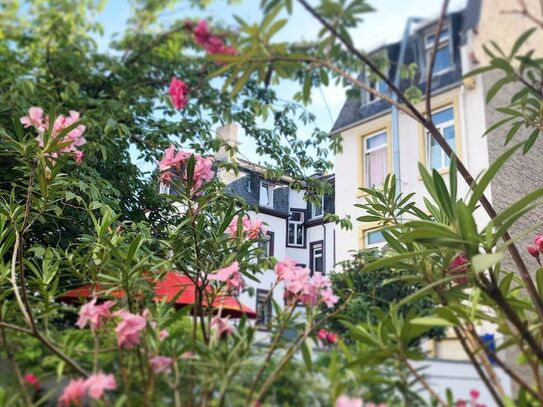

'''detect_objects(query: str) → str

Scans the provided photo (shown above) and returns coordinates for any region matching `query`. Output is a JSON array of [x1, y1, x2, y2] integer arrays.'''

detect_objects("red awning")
[[58, 272, 257, 319]]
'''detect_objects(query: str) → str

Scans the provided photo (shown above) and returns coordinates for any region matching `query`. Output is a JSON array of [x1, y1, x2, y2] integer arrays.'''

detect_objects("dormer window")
[[259, 181, 273, 207], [425, 27, 452, 75], [365, 71, 388, 104], [311, 196, 324, 219]]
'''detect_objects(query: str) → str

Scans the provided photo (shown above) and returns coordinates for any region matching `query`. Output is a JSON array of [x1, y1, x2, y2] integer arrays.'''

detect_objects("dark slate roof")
[[330, 0, 482, 134]]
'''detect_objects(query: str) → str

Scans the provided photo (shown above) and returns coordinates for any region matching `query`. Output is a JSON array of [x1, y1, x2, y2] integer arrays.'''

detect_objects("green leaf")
[[301, 340, 313, 371], [410, 316, 455, 327], [536, 268, 543, 298], [482, 117, 515, 137], [523, 128, 540, 154], [510, 28, 536, 58], [464, 65, 495, 79], [486, 76, 515, 103], [504, 121, 523, 145], [471, 252, 504, 273]]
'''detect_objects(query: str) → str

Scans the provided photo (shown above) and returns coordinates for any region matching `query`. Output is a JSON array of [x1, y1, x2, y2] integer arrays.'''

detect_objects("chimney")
[[215, 123, 239, 162]]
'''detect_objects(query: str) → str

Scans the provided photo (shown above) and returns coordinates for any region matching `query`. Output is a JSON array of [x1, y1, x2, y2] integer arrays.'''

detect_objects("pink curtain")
[[367, 148, 387, 187]]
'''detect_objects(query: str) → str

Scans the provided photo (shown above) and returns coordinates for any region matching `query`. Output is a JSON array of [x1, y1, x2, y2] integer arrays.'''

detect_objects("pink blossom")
[[208, 261, 244, 292], [335, 395, 363, 407], [58, 379, 86, 407], [169, 77, 189, 110], [76, 298, 115, 332], [114, 310, 147, 348], [73, 150, 84, 165], [274, 258, 298, 281], [210, 316, 234, 336], [317, 329, 338, 345], [226, 216, 241, 238], [470, 389, 480, 400], [24, 373, 40, 391], [193, 20, 211, 46], [455, 401, 467, 407], [159, 329, 169, 341], [300, 279, 319, 306], [285, 267, 311, 295], [159, 145, 187, 172], [448, 254, 469, 285], [317, 329, 328, 342], [150, 356, 173, 374], [160, 170, 174, 186], [181, 351, 195, 359], [193, 20, 236, 56], [84, 373, 116, 400], [321, 288, 339, 308], [192, 154, 215, 190], [52, 111, 86, 149], [312, 272, 332, 289], [242, 217, 264, 240], [534, 234, 543, 252], [20, 107, 47, 131]]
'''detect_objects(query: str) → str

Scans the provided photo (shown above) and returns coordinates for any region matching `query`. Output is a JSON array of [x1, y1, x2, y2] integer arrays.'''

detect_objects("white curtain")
[[367, 148, 387, 187]]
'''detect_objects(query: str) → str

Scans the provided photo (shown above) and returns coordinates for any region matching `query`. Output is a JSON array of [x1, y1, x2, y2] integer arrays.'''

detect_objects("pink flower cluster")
[[275, 259, 339, 308], [20, 107, 86, 164], [150, 356, 173, 375], [192, 20, 236, 55], [114, 310, 148, 348], [455, 388, 486, 407], [317, 328, 338, 345], [211, 316, 234, 336], [24, 373, 40, 391], [169, 77, 189, 110], [226, 215, 264, 240], [527, 234, 543, 263], [208, 261, 244, 293], [157, 145, 214, 190], [59, 373, 116, 406], [448, 253, 469, 285], [76, 298, 115, 331]]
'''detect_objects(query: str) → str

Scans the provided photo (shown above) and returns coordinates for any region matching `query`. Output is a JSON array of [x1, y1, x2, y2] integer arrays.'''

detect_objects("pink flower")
[[534, 234, 543, 252], [317, 329, 337, 345], [181, 351, 195, 359], [24, 373, 40, 391], [150, 356, 173, 374], [192, 154, 215, 190], [242, 217, 263, 240], [20, 107, 47, 131], [84, 373, 116, 400], [52, 111, 86, 149], [312, 272, 332, 289], [448, 254, 469, 285], [169, 77, 189, 110], [114, 310, 147, 348], [455, 401, 467, 407], [285, 267, 311, 295], [58, 379, 86, 407], [321, 288, 339, 308], [470, 389, 480, 400], [208, 261, 244, 292], [76, 298, 115, 332], [335, 395, 363, 407], [159, 329, 169, 341], [160, 170, 174, 186], [73, 150, 84, 165], [193, 20, 211, 46], [226, 216, 241, 238], [300, 279, 319, 306], [274, 258, 298, 281], [317, 329, 328, 342], [210, 316, 234, 336]]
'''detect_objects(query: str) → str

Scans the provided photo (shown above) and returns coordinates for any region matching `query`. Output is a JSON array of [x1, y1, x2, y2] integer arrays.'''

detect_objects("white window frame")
[[259, 181, 274, 207], [287, 210, 305, 247], [426, 105, 455, 170], [364, 131, 388, 188], [310, 241, 324, 274], [311, 196, 324, 219], [365, 71, 388, 104], [365, 229, 386, 249], [159, 182, 170, 195], [424, 26, 452, 76]]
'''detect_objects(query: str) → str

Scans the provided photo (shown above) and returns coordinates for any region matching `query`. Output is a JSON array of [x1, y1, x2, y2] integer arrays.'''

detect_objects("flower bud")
[[528, 244, 540, 258]]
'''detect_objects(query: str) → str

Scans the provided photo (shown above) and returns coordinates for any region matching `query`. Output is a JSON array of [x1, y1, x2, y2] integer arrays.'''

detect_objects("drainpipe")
[[391, 17, 423, 194]]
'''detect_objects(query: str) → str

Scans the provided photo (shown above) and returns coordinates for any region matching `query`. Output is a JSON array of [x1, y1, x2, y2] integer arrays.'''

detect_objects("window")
[[159, 182, 170, 195], [287, 210, 305, 247], [311, 197, 324, 218], [425, 27, 452, 74], [310, 241, 324, 275], [364, 131, 388, 188], [365, 67, 388, 104], [256, 289, 272, 329], [426, 106, 455, 170], [365, 229, 386, 249], [258, 231, 274, 257], [259, 181, 273, 207]]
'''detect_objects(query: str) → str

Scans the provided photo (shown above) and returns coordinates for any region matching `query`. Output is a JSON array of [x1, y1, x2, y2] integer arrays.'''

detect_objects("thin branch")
[[425, 0, 450, 117], [403, 357, 447, 407]]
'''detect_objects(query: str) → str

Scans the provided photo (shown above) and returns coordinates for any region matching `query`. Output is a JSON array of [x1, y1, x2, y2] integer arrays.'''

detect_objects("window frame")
[[311, 196, 325, 219], [424, 26, 453, 76], [425, 105, 456, 170], [258, 231, 275, 257], [287, 209, 305, 248], [309, 240, 325, 276], [159, 182, 170, 195], [255, 289, 272, 330], [259, 181, 274, 208], [365, 229, 386, 249], [363, 130, 388, 188]]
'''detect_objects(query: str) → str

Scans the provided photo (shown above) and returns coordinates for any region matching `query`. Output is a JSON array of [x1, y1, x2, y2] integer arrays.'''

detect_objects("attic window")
[[425, 27, 452, 75], [365, 72, 388, 103], [259, 181, 273, 207]]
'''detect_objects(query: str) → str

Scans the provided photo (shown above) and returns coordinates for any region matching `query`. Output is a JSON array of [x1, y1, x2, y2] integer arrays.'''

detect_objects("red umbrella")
[[58, 271, 257, 319]]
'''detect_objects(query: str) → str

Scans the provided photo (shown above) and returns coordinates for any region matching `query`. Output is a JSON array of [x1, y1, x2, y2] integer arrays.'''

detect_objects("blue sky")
[[95, 0, 467, 169]]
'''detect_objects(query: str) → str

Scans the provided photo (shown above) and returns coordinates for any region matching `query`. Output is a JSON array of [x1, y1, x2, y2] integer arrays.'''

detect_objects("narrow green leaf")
[[510, 28, 536, 58], [471, 252, 504, 273]]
